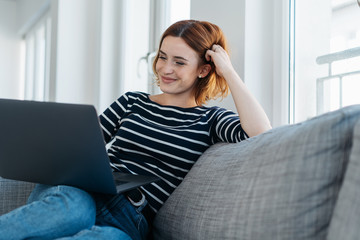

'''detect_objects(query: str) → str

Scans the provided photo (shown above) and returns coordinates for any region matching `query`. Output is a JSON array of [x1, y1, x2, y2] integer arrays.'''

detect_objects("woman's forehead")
[[160, 36, 199, 61]]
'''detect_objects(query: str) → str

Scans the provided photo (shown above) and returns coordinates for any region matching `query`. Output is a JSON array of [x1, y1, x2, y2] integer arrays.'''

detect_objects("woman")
[[0, 20, 271, 240]]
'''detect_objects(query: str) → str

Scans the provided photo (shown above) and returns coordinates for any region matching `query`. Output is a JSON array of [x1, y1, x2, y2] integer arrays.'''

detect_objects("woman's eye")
[[175, 61, 185, 66], [159, 56, 166, 60]]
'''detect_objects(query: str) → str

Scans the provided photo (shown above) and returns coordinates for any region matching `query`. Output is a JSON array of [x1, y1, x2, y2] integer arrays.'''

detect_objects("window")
[[20, 1, 189, 109], [290, 0, 360, 123], [23, 13, 51, 101], [138, 0, 190, 95], [97, 0, 190, 111]]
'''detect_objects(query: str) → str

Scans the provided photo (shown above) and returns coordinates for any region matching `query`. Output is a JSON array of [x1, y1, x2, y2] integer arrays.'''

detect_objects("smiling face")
[[155, 36, 207, 101]]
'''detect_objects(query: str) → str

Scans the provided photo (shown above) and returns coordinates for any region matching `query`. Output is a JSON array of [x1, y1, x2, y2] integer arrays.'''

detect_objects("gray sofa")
[[1, 105, 360, 240]]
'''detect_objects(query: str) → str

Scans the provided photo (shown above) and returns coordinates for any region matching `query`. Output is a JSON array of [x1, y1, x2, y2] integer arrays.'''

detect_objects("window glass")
[[291, 0, 360, 123]]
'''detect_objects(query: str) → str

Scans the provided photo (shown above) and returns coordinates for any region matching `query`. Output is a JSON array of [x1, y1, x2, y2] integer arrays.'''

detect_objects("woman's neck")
[[149, 93, 198, 108]]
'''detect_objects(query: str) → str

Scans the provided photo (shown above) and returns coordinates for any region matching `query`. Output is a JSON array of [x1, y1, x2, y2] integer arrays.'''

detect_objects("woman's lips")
[[161, 76, 177, 84]]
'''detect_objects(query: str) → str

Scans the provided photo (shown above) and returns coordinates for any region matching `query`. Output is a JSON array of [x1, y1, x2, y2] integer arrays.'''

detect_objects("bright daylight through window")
[[291, 0, 360, 123]]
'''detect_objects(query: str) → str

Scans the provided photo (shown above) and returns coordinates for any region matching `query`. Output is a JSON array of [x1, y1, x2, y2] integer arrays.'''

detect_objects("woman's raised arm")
[[206, 45, 272, 137]]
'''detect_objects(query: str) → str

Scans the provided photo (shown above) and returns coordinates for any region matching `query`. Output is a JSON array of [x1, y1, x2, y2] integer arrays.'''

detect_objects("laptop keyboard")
[[114, 179, 127, 185], [113, 172, 129, 185]]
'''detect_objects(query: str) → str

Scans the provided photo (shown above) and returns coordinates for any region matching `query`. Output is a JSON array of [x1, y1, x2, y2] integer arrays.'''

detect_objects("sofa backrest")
[[153, 105, 360, 240], [327, 119, 360, 240], [0, 178, 34, 215]]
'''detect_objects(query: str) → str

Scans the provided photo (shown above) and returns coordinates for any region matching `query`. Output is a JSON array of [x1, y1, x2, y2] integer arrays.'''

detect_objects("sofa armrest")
[[0, 177, 35, 215]]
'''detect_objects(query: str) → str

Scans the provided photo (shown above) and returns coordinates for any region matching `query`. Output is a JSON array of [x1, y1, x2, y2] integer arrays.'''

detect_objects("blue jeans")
[[0, 184, 149, 240]]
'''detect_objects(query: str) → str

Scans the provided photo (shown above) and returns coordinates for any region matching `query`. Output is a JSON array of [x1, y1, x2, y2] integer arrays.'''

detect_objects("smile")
[[161, 76, 177, 84]]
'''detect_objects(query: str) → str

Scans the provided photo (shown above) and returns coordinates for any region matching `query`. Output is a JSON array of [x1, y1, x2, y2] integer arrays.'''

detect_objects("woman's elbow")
[[247, 123, 272, 137]]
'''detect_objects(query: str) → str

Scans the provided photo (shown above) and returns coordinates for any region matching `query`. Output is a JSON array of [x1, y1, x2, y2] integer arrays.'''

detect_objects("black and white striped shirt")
[[99, 92, 248, 212]]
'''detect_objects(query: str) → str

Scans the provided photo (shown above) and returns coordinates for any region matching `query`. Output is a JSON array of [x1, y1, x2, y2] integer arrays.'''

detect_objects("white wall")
[[17, 0, 49, 34], [54, 0, 102, 106], [244, 0, 290, 127], [0, 0, 22, 99], [0, 0, 50, 100], [1, 0, 290, 126], [190, 0, 245, 114], [54, 0, 150, 112], [191, 0, 245, 79], [98, 0, 122, 111], [191, 0, 288, 126], [0, 0, 150, 112]]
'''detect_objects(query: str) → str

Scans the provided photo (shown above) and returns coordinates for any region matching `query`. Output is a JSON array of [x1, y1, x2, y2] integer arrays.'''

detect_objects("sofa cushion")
[[152, 105, 360, 240], [0, 177, 35, 215], [327, 118, 360, 240]]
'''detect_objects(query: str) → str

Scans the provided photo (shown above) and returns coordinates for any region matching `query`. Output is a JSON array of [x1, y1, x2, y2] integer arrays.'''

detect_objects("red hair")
[[152, 20, 229, 105]]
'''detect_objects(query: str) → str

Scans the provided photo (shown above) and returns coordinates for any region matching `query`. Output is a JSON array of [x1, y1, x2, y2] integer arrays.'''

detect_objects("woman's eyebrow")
[[159, 50, 167, 56], [159, 50, 189, 62]]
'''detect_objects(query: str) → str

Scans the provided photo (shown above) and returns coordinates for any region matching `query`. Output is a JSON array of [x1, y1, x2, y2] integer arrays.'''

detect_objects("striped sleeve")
[[211, 108, 248, 143], [99, 92, 132, 143]]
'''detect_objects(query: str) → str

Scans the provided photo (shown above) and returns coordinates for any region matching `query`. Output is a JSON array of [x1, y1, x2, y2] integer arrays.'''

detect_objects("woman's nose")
[[162, 61, 174, 74]]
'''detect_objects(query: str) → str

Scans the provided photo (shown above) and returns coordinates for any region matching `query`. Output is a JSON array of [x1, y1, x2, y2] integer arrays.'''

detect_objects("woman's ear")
[[199, 64, 211, 78]]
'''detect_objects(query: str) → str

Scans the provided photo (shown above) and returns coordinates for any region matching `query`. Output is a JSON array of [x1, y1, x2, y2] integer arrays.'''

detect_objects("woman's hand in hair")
[[206, 45, 272, 137], [205, 44, 235, 80]]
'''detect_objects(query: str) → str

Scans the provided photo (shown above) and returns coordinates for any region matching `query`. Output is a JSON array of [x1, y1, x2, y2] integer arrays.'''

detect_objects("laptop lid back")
[[0, 99, 118, 194]]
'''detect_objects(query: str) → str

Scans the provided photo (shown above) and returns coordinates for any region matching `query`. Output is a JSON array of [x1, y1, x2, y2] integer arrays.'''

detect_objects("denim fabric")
[[0, 184, 148, 240], [92, 191, 149, 240]]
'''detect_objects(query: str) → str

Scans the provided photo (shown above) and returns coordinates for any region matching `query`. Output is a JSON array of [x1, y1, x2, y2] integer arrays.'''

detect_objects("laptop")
[[0, 98, 160, 195]]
